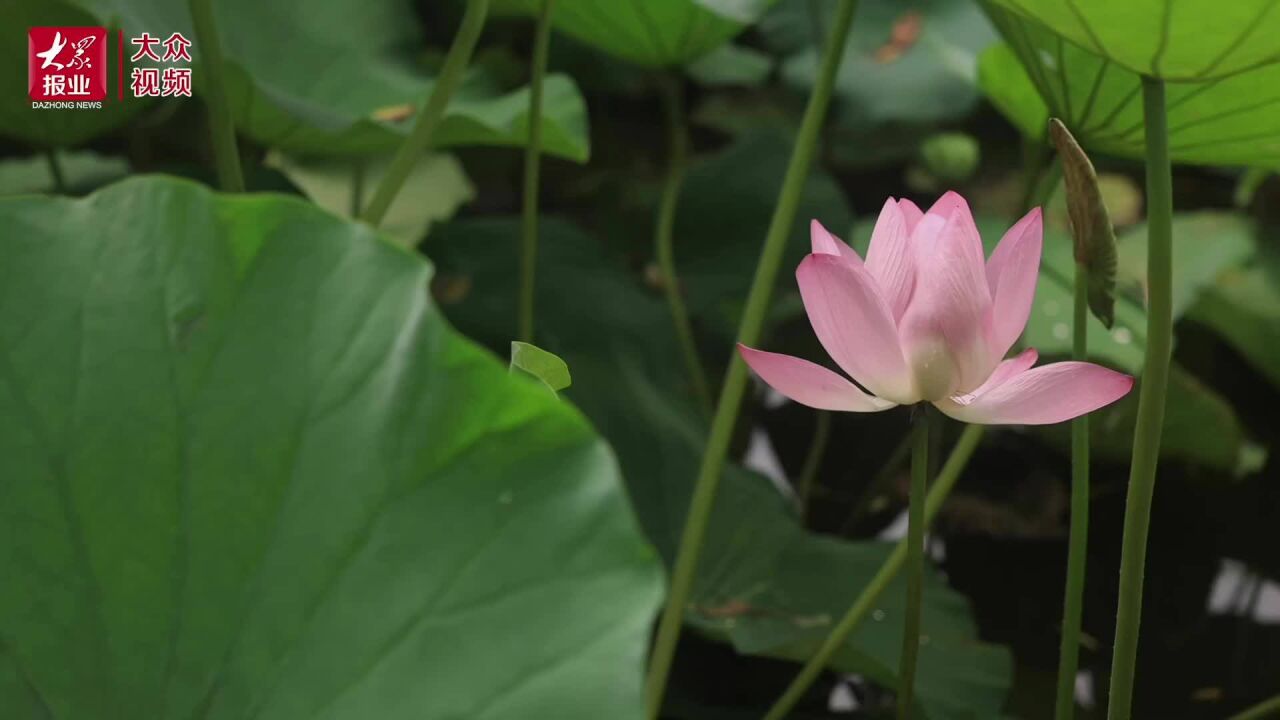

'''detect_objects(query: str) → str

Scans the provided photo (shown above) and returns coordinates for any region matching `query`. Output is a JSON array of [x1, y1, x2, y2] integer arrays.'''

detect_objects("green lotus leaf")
[[985, 0, 1280, 80], [0, 176, 661, 719]]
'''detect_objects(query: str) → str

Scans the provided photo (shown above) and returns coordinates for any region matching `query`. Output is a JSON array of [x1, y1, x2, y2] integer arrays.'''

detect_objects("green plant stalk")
[[1229, 693, 1280, 720], [896, 407, 930, 720], [1233, 167, 1271, 208], [642, 1, 859, 715], [361, 0, 489, 226], [1036, 159, 1064, 209], [45, 149, 66, 193], [655, 76, 713, 415], [188, 0, 245, 193], [1107, 76, 1174, 720], [796, 411, 831, 522], [1054, 261, 1091, 720], [518, 0, 555, 344], [1018, 135, 1050, 215], [762, 423, 986, 720]]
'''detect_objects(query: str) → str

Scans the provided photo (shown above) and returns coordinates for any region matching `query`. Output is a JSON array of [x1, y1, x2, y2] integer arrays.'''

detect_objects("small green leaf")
[[1049, 117, 1117, 328], [511, 341, 573, 392]]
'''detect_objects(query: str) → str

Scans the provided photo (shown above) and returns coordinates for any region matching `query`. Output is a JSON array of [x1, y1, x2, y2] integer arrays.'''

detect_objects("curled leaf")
[[1049, 118, 1118, 328], [510, 341, 573, 392]]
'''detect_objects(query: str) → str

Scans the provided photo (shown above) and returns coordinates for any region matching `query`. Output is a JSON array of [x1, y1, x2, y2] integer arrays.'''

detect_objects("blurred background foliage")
[[3, 0, 1280, 717]]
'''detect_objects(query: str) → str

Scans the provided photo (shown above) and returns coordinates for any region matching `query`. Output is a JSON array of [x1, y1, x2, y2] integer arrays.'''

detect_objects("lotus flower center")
[[906, 335, 957, 402]]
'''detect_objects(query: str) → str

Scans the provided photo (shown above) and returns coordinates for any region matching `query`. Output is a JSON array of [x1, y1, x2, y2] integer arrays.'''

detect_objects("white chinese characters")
[[34, 32, 98, 98]]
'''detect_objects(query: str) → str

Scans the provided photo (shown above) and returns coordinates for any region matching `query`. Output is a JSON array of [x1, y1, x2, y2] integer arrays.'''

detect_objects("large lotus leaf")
[[493, 0, 778, 68], [979, 5, 1280, 168], [680, 460, 1011, 720], [985, 0, 1280, 81], [66, 0, 589, 159], [0, 176, 661, 719], [426, 216, 1013, 719], [0, 0, 146, 146], [776, 0, 997, 127]]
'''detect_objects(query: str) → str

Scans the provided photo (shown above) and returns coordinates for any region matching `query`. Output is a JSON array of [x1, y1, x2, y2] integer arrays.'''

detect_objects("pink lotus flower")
[[739, 192, 1133, 425]]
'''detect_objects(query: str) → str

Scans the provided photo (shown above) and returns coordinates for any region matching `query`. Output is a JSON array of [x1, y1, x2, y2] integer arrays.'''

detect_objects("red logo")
[[28, 27, 108, 101]]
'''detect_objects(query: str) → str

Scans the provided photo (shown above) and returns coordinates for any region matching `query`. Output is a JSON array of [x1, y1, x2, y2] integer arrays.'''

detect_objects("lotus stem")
[[518, 0, 554, 343], [1229, 693, 1280, 720], [641, 1, 860, 715], [361, 0, 489, 226], [45, 149, 66, 193], [188, 0, 244, 192], [896, 406, 931, 719], [1107, 76, 1174, 720], [1018, 135, 1049, 215], [1018, 136, 1063, 217], [654, 74, 712, 414], [1054, 260, 1091, 720], [762, 423, 986, 720], [797, 411, 831, 523]]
